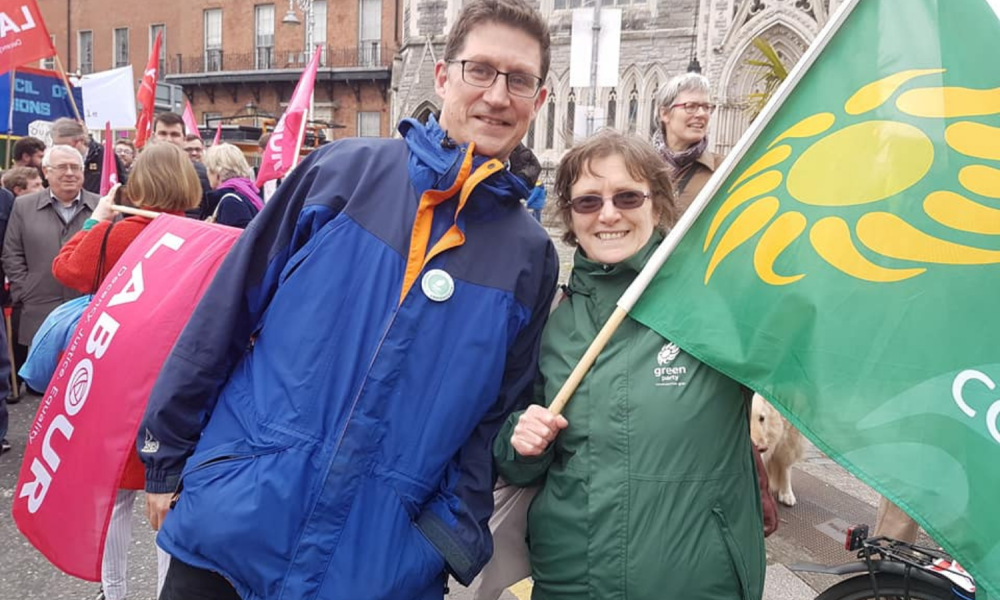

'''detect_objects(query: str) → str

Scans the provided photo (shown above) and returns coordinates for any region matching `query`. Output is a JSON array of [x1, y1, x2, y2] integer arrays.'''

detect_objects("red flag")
[[134, 31, 162, 149], [99, 122, 118, 196], [256, 46, 321, 187], [212, 121, 222, 146], [0, 0, 56, 75], [182, 101, 200, 139], [11, 215, 241, 581]]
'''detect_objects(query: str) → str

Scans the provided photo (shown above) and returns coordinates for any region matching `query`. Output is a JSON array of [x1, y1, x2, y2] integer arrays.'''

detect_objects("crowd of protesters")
[[0, 1, 925, 598]]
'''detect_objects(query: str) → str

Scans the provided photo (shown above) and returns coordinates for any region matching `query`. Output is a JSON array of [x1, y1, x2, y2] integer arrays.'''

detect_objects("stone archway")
[[715, 20, 811, 155], [412, 100, 439, 124]]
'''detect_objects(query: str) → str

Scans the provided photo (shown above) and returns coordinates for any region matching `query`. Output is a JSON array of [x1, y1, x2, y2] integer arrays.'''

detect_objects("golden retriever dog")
[[750, 394, 805, 506]]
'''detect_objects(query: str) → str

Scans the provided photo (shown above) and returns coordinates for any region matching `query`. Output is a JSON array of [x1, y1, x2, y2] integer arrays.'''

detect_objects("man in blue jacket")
[[140, 1, 557, 598]]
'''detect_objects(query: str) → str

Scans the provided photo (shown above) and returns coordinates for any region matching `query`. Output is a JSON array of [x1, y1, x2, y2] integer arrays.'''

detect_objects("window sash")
[[114, 28, 129, 68]]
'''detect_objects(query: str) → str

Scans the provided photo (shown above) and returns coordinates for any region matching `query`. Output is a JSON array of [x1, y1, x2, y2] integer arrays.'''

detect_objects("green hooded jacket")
[[494, 233, 765, 600]]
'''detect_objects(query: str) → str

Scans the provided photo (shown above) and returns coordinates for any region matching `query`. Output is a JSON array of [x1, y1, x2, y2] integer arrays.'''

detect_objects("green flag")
[[630, 0, 1000, 595]]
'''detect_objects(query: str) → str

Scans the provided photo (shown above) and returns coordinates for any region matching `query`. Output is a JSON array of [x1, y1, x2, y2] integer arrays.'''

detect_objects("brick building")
[[37, 0, 399, 143], [393, 0, 846, 167]]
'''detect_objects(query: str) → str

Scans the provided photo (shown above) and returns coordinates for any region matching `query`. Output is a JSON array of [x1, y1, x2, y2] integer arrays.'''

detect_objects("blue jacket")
[[139, 117, 559, 600], [525, 184, 546, 211]]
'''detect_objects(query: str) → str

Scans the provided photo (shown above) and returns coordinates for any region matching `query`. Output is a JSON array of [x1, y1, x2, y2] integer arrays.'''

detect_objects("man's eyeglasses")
[[47, 163, 83, 173], [670, 102, 716, 115], [566, 190, 649, 214], [448, 60, 543, 98]]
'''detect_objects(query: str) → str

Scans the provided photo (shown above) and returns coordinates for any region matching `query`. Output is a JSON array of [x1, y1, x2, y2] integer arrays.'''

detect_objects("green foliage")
[[745, 37, 789, 119]]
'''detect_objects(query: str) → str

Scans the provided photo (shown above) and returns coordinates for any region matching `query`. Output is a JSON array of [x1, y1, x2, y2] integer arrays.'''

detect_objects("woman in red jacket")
[[52, 141, 202, 600]]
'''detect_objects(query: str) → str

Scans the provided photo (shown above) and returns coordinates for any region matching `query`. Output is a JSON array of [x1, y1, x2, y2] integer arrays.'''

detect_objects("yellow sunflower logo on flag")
[[704, 69, 1000, 285]]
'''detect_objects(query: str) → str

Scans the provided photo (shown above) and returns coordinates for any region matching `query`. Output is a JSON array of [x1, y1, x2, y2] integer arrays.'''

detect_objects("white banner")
[[569, 8, 622, 89], [80, 66, 137, 129]]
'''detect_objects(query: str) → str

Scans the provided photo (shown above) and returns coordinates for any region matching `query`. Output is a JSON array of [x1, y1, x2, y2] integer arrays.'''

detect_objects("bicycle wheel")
[[815, 573, 954, 600]]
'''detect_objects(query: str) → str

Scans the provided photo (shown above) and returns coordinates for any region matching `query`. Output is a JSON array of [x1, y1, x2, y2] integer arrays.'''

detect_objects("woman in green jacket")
[[494, 131, 765, 600]]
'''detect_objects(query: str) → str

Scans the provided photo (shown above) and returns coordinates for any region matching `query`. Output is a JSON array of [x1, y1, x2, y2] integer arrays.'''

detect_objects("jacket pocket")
[[180, 440, 290, 483], [712, 506, 752, 600]]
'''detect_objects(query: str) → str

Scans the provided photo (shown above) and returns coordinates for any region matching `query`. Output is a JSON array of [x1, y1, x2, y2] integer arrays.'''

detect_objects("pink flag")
[[256, 46, 322, 187], [212, 121, 222, 146], [99, 122, 118, 196], [182, 101, 201, 139], [11, 215, 242, 581]]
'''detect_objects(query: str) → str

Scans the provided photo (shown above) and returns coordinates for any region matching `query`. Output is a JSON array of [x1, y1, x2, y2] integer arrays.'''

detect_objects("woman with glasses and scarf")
[[493, 131, 765, 600], [653, 72, 725, 214]]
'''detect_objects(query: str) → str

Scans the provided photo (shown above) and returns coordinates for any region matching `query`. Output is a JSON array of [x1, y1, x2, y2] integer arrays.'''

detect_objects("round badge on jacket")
[[421, 269, 454, 302]]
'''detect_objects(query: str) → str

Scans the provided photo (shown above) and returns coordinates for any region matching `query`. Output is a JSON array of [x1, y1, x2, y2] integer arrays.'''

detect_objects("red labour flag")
[[134, 31, 162, 149], [99, 122, 118, 196], [256, 46, 321, 187], [0, 0, 56, 75], [11, 215, 241, 581]]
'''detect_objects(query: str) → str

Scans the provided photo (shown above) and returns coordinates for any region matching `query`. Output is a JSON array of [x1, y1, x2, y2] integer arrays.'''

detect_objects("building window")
[[255, 5, 275, 69], [607, 89, 617, 129], [553, 0, 588, 9], [41, 35, 55, 69], [649, 79, 660, 137], [204, 9, 223, 72], [627, 84, 638, 134], [357, 111, 381, 137], [78, 30, 94, 74], [114, 28, 129, 69], [359, 0, 381, 66], [310, 1, 328, 64], [526, 122, 535, 150], [545, 95, 555, 150], [150, 24, 166, 77]]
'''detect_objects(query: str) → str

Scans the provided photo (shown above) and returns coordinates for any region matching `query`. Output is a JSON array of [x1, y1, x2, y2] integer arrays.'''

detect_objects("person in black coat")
[[49, 118, 127, 195]]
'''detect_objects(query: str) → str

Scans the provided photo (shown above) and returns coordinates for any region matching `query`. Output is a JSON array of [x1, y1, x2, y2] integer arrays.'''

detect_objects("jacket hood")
[[399, 116, 530, 213]]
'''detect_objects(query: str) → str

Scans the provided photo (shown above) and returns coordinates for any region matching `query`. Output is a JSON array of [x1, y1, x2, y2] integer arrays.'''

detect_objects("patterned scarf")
[[652, 128, 709, 177]]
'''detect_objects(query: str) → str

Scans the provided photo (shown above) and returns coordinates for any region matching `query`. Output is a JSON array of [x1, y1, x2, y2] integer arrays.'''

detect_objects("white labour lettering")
[[18, 232, 186, 514], [952, 369, 1000, 445], [0, 6, 38, 38]]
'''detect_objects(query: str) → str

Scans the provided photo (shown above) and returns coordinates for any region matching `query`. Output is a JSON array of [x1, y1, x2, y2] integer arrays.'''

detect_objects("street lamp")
[[282, 0, 315, 55]]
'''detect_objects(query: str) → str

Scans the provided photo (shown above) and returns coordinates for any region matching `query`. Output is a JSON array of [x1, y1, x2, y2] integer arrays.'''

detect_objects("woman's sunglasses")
[[566, 190, 650, 214]]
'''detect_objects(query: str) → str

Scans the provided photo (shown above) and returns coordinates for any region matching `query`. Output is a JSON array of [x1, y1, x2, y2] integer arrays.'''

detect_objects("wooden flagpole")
[[111, 205, 160, 219], [547, 0, 863, 416], [53, 55, 83, 121]]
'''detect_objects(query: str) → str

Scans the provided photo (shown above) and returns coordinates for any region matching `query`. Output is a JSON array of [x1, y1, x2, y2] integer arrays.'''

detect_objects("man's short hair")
[[115, 138, 136, 152], [1, 166, 41, 192], [153, 111, 186, 133], [185, 133, 203, 143], [444, 0, 551, 82], [50, 118, 87, 141], [42, 144, 85, 168], [12, 136, 45, 161]]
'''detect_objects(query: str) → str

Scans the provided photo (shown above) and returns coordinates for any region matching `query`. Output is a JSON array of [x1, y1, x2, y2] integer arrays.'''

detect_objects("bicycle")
[[789, 524, 976, 600]]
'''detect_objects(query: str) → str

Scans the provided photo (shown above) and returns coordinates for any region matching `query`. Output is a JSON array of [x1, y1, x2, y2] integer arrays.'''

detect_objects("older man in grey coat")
[[2, 145, 98, 362]]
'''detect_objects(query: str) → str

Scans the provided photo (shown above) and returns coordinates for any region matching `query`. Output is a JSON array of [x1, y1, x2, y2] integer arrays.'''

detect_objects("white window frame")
[[204, 9, 223, 72], [78, 30, 94, 74], [150, 24, 166, 77], [255, 5, 275, 69], [113, 27, 130, 69], [358, 0, 381, 66], [41, 35, 55, 69], [357, 111, 381, 137], [310, 0, 328, 65]]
